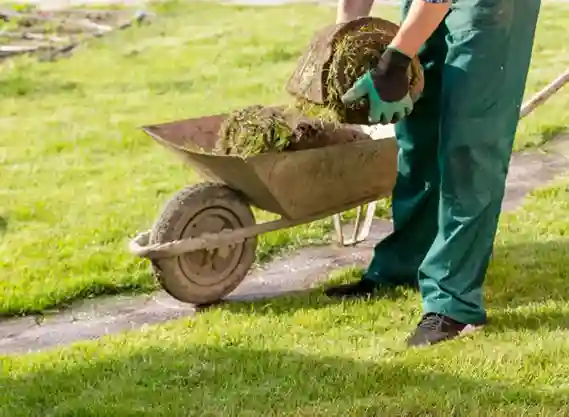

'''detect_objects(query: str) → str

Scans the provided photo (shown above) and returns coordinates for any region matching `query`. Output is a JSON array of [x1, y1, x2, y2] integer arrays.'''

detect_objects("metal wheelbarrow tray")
[[129, 110, 398, 305]]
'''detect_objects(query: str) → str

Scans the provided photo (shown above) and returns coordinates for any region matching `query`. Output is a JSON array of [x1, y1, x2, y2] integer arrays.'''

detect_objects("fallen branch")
[[0, 30, 69, 43], [0, 44, 40, 57], [67, 18, 113, 33]]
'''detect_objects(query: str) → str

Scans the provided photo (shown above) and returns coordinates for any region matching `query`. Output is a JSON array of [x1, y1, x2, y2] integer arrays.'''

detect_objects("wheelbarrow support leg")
[[333, 201, 376, 246]]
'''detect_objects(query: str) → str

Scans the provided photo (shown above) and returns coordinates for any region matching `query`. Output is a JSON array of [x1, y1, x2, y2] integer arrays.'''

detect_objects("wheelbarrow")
[[129, 111, 398, 305], [128, 65, 569, 306]]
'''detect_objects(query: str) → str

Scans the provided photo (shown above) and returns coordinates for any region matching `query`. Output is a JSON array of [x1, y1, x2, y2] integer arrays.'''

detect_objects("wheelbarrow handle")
[[128, 212, 328, 260], [520, 68, 569, 119], [129, 230, 153, 257]]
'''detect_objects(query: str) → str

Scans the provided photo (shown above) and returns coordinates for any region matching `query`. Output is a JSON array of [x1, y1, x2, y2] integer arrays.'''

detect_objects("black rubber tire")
[[149, 182, 257, 305]]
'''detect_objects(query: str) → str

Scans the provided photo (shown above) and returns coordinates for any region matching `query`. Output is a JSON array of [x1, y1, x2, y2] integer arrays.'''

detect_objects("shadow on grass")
[[213, 285, 414, 318], [517, 126, 568, 150], [206, 238, 569, 334], [486, 309, 569, 333], [2, 345, 566, 416], [486, 239, 569, 308], [0, 77, 82, 99], [0, 216, 7, 238], [482, 238, 569, 332], [0, 276, 159, 319]]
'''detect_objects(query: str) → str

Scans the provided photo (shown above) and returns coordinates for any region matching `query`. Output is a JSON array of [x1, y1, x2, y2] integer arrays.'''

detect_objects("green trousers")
[[365, 0, 541, 324]]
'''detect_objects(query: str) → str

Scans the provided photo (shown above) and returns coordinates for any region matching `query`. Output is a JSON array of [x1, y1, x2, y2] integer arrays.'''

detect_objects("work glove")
[[341, 47, 413, 125]]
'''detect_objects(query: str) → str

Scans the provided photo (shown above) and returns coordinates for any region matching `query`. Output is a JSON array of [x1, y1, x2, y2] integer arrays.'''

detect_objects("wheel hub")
[[178, 207, 246, 287]]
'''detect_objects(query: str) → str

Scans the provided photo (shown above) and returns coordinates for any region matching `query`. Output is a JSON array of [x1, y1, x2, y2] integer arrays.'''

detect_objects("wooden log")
[[0, 44, 40, 58], [0, 30, 68, 43]]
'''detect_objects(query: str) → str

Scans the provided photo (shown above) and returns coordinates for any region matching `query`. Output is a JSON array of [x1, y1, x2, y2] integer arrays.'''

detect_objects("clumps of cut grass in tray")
[[215, 104, 372, 158], [216, 105, 294, 157]]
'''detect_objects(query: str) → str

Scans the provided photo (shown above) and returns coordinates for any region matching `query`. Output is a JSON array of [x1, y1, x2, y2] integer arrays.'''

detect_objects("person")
[[325, 0, 542, 347]]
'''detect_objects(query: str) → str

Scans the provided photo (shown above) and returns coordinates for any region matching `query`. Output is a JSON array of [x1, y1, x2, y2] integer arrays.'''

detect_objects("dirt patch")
[[287, 118, 372, 150]]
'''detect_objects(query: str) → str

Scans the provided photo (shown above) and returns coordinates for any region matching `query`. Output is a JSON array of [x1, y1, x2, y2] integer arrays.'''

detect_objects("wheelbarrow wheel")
[[150, 182, 257, 305]]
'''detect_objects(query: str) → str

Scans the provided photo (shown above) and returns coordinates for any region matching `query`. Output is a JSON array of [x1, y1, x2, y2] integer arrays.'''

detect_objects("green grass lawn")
[[2, 173, 569, 416], [2, 2, 569, 415], [1, 0, 569, 318]]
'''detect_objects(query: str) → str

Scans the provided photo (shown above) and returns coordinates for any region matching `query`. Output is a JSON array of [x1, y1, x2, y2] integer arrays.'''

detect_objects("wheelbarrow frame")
[[129, 119, 398, 260]]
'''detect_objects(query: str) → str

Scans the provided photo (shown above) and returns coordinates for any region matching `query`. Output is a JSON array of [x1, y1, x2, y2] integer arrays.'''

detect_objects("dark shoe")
[[406, 313, 484, 347], [324, 279, 378, 298]]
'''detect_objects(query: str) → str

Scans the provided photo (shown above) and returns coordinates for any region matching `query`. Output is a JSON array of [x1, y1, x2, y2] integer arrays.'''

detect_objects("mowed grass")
[[2, 174, 569, 416], [1, 0, 569, 317]]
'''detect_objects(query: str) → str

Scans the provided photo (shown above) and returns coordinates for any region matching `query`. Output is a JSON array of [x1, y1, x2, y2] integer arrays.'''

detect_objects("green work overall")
[[364, 0, 542, 324]]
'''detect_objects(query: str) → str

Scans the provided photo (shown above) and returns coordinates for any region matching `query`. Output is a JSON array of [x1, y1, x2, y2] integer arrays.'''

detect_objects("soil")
[[216, 16, 426, 158], [287, 118, 372, 151]]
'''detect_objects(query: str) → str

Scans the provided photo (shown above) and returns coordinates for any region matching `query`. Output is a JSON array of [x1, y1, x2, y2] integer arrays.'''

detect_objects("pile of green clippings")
[[216, 106, 294, 157], [215, 104, 371, 157]]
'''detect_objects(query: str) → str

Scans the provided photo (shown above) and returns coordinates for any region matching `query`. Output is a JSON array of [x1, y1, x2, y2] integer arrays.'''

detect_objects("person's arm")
[[389, 0, 451, 57], [336, 0, 374, 23], [340, 0, 451, 124]]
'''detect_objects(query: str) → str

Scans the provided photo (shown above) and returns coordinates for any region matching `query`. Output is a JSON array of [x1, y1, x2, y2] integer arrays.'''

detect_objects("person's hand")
[[341, 47, 414, 125]]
